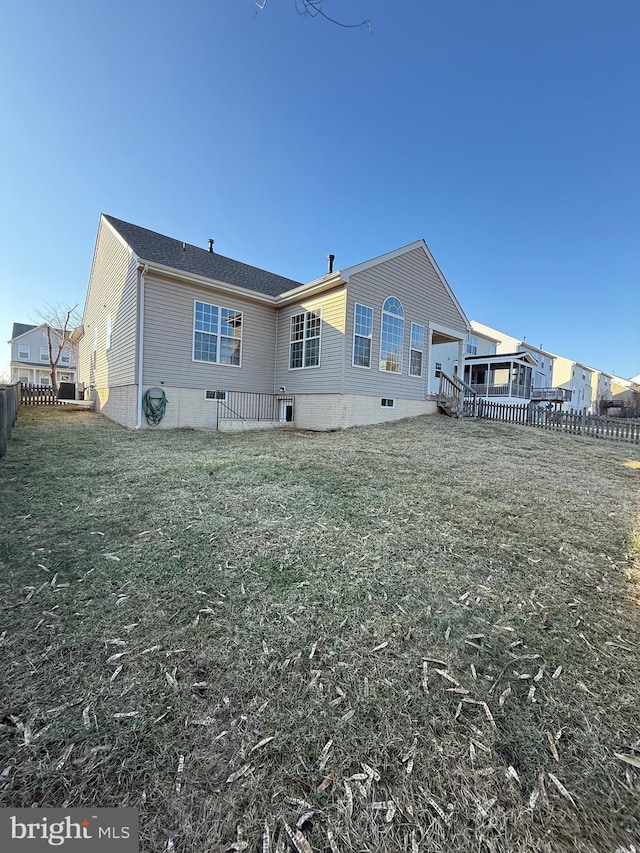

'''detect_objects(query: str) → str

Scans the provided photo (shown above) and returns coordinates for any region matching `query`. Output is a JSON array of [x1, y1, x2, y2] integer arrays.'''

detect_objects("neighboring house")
[[462, 350, 539, 403], [551, 356, 593, 412], [77, 215, 470, 430], [471, 322, 557, 392], [589, 369, 613, 414], [436, 320, 566, 406], [9, 323, 78, 386], [609, 374, 640, 417]]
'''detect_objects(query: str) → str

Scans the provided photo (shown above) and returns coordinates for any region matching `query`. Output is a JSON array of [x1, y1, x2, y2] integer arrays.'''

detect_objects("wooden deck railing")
[[469, 382, 532, 399], [530, 387, 573, 402]]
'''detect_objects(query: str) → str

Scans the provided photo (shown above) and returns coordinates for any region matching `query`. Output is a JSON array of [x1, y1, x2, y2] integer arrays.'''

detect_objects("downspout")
[[135, 263, 148, 429]]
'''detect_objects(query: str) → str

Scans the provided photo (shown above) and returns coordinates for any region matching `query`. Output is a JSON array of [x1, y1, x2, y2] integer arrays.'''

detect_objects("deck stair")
[[438, 372, 478, 418]]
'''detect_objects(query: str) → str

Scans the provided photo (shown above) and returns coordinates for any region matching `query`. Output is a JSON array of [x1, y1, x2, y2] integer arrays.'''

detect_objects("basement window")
[[381, 398, 395, 408], [205, 390, 227, 401]]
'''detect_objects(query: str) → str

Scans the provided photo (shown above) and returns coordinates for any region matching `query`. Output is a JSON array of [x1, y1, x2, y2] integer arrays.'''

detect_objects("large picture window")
[[193, 300, 242, 366], [352, 303, 373, 368], [409, 322, 424, 377], [380, 296, 404, 373], [290, 310, 321, 369]]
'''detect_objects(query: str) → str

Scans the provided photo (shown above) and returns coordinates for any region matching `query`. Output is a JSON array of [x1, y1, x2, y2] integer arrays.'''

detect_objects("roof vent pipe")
[[208, 239, 214, 253], [327, 253, 335, 274]]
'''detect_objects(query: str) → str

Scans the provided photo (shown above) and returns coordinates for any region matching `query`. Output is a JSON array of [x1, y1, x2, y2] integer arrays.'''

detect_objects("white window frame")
[[381, 398, 395, 408], [466, 335, 478, 356], [352, 303, 373, 369], [40, 346, 49, 362], [435, 361, 443, 378], [60, 349, 71, 364], [105, 315, 112, 350], [409, 322, 424, 378], [379, 296, 404, 374], [289, 308, 322, 370], [204, 390, 227, 401], [17, 344, 30, 360], [193, 300, 243, 367]]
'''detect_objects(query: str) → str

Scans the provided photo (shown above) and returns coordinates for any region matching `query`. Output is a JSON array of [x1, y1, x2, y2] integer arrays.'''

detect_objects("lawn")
[[1, 407, 639, 853]]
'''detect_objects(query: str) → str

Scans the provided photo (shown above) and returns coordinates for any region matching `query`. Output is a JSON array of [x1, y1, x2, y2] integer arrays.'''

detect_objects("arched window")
[[380, 296, 404, 373]]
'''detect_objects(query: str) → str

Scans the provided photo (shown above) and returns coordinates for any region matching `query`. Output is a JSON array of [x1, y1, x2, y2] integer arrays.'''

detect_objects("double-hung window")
[[289, 310, 321, 369], [40, 346, 49, 362], [18, 345, 30, 360], [352, 303, 373, 368], [61, 349, 71, 364], [380, 296, 404, 373], [409, 322, 424, 377], [466, 335, 478, 355], [193, 300, 242, 366]]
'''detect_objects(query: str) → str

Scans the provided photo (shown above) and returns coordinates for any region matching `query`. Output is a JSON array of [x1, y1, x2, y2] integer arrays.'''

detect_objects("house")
[[608, 374, 640, 417], [77, 215, 471, 430], [434, 321, 569, 406], [470, 322, 558, 394], [551, 356, 593, 412], [589, 369, 613, 414], [9, 323, 78, 386]]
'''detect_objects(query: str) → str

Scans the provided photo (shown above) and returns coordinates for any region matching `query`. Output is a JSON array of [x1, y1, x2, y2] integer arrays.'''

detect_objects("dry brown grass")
[[1, 406, 639, 852]]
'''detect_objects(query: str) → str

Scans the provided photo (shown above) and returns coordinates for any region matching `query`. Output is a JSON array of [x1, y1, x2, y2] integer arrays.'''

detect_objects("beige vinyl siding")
[[345, 247, 467, 399], [79, 219, 138, 389], [142, 274, 277, 392], [274, 286, 346, 393]]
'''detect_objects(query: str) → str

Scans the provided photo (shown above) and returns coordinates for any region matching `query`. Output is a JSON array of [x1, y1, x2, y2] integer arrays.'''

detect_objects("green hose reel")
[[142, 387, 167, 426]]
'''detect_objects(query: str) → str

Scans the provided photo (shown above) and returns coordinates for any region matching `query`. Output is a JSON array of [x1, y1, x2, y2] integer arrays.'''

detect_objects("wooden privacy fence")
[[0, 383, 20, 459], [478, 399, 640, 444], [20, 384, 66, 405]]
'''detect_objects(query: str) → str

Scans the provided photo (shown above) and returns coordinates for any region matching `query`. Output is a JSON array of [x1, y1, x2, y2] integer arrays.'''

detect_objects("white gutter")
[[135, 263, 148, 429]]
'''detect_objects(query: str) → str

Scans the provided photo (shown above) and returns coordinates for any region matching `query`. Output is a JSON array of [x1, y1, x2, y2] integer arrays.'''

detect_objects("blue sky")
[[1, 0, 639, 379]]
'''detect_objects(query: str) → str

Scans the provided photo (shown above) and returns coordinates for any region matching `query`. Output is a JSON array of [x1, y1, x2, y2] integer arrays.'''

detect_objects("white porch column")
[[427, 326, 434, 395]]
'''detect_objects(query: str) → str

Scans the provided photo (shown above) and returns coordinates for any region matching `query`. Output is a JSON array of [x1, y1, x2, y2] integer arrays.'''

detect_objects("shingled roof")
[[104, 215, 304, 298], [11, 323, 37, 340]]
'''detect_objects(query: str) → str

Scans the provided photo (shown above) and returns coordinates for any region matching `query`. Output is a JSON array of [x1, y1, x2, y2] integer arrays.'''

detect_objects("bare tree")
[[34, 303, 81, 392], [255, 0, 371, 30]]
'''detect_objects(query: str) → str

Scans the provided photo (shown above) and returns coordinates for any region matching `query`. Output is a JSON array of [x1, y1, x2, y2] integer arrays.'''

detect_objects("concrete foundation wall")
[[91, 384, 438, 432], [91, 385, 138, 428], [292, 393, 437, 430]]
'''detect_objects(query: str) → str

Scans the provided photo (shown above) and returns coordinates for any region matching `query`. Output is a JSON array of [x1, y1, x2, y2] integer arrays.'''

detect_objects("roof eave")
[[139, 258, 279, 305], [276, 271, 345, 304]]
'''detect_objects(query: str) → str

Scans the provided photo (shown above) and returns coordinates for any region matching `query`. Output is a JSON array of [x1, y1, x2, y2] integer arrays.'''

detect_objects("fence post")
[[0, 388, 7, 459]]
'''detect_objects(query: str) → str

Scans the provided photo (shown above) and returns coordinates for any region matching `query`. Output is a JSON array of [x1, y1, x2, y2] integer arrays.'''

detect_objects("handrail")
[[438, 371, 478, 417]]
